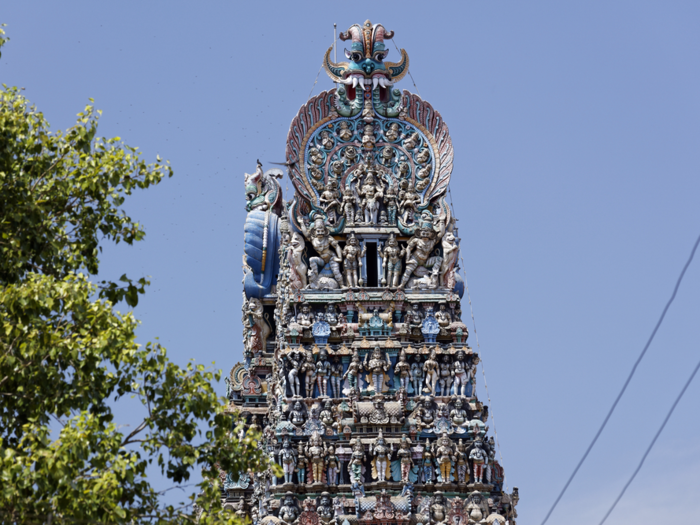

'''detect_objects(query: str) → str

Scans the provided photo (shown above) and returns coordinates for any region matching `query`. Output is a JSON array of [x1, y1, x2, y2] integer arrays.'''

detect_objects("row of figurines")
[[237, 486, 518, 525], [286, 204, 459, 291], [264, 392, 487, 441], [262, 431, 498, 489], [278, 346, 478, 400], [286, 302, 464, 339]]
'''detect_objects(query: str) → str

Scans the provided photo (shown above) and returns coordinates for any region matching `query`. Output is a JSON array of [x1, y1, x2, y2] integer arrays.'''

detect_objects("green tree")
[[0, 27, 274, 524]]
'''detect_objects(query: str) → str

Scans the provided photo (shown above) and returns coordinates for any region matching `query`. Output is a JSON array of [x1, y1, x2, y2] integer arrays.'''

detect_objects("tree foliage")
[[0, 27, 273, 524]]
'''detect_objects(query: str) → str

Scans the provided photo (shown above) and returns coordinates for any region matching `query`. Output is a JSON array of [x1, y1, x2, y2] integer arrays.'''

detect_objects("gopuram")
[[224, 20, 520, 525]]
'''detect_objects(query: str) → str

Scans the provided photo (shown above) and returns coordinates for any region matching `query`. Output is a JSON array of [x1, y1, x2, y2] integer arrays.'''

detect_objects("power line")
[[540, 231, 700, 525], [598, 354, 700, 524]]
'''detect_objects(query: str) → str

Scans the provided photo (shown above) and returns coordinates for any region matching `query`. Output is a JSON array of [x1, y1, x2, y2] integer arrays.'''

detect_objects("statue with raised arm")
[[399, 216, 446, 289], [297, 216, 344, 289]]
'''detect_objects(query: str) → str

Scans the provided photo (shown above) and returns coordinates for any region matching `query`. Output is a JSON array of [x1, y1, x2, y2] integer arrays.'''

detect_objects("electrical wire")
[[598, 354, 700, 524], [540, 231, 700, 525]]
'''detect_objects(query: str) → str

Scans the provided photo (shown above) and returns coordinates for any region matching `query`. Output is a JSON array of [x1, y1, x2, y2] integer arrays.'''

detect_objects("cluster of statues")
[[290, 208, 459, 291], [280, 345, 478, 401]]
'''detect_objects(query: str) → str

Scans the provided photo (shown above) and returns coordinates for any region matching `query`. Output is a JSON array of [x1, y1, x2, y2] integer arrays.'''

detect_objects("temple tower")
[[225, 20, 520, 525]]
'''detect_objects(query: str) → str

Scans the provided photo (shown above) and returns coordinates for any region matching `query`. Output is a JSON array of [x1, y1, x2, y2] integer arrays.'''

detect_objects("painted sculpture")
[[228, 20, 519, 525]]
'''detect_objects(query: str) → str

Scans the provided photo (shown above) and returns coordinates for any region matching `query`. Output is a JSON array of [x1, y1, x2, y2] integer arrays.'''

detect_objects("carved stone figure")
[[456, 439, 469, 484], [438, 354, 453, 396], [466, 491, 489, 523], [296, 443, 309, 484], [385, 123, 400, 142], [398, 186, 420, 225], [330, 355, 343, 398], [243, 297, 271, 355], [338, 121, 353, 141], [286, 351, 303, 397], [469, 439, 488, 484], [397, 434, 414, 483], [423, 349, 439, 395], [306, 431, 327, 484], [290, 401, 306, 427], [320, 179, 342, 225], [244, 160, 283, 213], [326, 447, 340, 486], [317, 492, 334, 523], [410, 355, 424, 396], [298, 217, 344, 289], [435, 303, 451, 330], [399, 217, 446, 289], [278, 438, 298, 484], [407, 303, 423, 334], [296, 303, 315, 331], [320, 130, 334, 150], [452, 350, 469, 397], [358, 170, 384, 225], [369, 396, 390, 425], [449, 398, 469, 433], [433, 433, 456, 483], [342, 233, 366, 288], [394, 349, 411, 391], [364, 346, 390, 394], [362, 123, 376, 150], [422, 439, 435, 484], [288, 232, 308, 290], [439, 230, 459, 289], [279, 493, 301, 523], [380, 233, 405, 287], [341, 186, 358, 226], [349, 439, 366, 484], [371, 431, 391, 482], [301, 349, 317, 397], [316, 349, 331, 397], [342, 350, 362, 393]]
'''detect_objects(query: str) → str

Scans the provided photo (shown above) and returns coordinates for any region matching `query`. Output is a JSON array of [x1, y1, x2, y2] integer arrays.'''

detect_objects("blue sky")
[[3, 1, 700, 523]]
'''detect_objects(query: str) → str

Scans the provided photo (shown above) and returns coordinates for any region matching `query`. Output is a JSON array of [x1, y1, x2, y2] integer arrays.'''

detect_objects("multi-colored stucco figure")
[[229, 19, 519, 525]]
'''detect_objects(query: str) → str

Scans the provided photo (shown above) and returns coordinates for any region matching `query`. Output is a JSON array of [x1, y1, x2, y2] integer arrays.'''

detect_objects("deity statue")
[[379, 145, 396, 166], [317, 492, 334, 523], [285, 351, 303, 397], [403, 132, 420, 150], [295, 303, 315, 331], [306, 431, 327, 484], [338, 121, 353, 141], [422, 439, 435, 484], [468, 356, 479, 397], [439, 229, 460, 289], [243, 297, 271, 356], [380, 233, 405, 287], [438, 354, 453, 396], [342, 350, 362, 392], [465, 492, 489, 523], [320, 179, 342, 226], [398, 186, 420, 225], [455, 439, 469, 484], [397, 434, 414, 483], [296, 443, 309, 484], [278, 438, 298, 484], [385, 122, 400, 142], [469, 439, 488, 484], [399, 217, 446, 289], [319, 398, 335, 429], [330, 355, 344, 398], [415, 147, 430, 164], [410, 396, 435, 433], [343, 145, 358, 164], [364, 346, 391, 394], [279, 493, 300, 524], [358, 170, 384, 225], [341, 186, 358, 226], [320, 130, 334, 150], [309, 147, 324, 166], [423, 349, 439, 395], [342, 233, 366, 288], [362, 123, 376, 150], [301, 349, 316, 398], [370, 431, 392, 483], [325, 447, 340, 486], [297, 217, 344, 289], [428, 492, 449, 525], [290, 401, 306, 427], [288, 232, 308, 290], [349, 439, 366, 484], [325, 303, 339, 329], [410, 355, 424, 396], [384, 184, 399, 226], [316, 349, 331, 397], [449, 398, 469, 433], [394, 349, 411, 391], [407, 303, 423, 333], [433, 433, 456, 484], [452, 351, 469, 397], [434, 303, 451, 330]]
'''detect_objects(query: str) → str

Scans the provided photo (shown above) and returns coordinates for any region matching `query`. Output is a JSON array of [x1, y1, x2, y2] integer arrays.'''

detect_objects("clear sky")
[[3, 2, 700, 523]]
